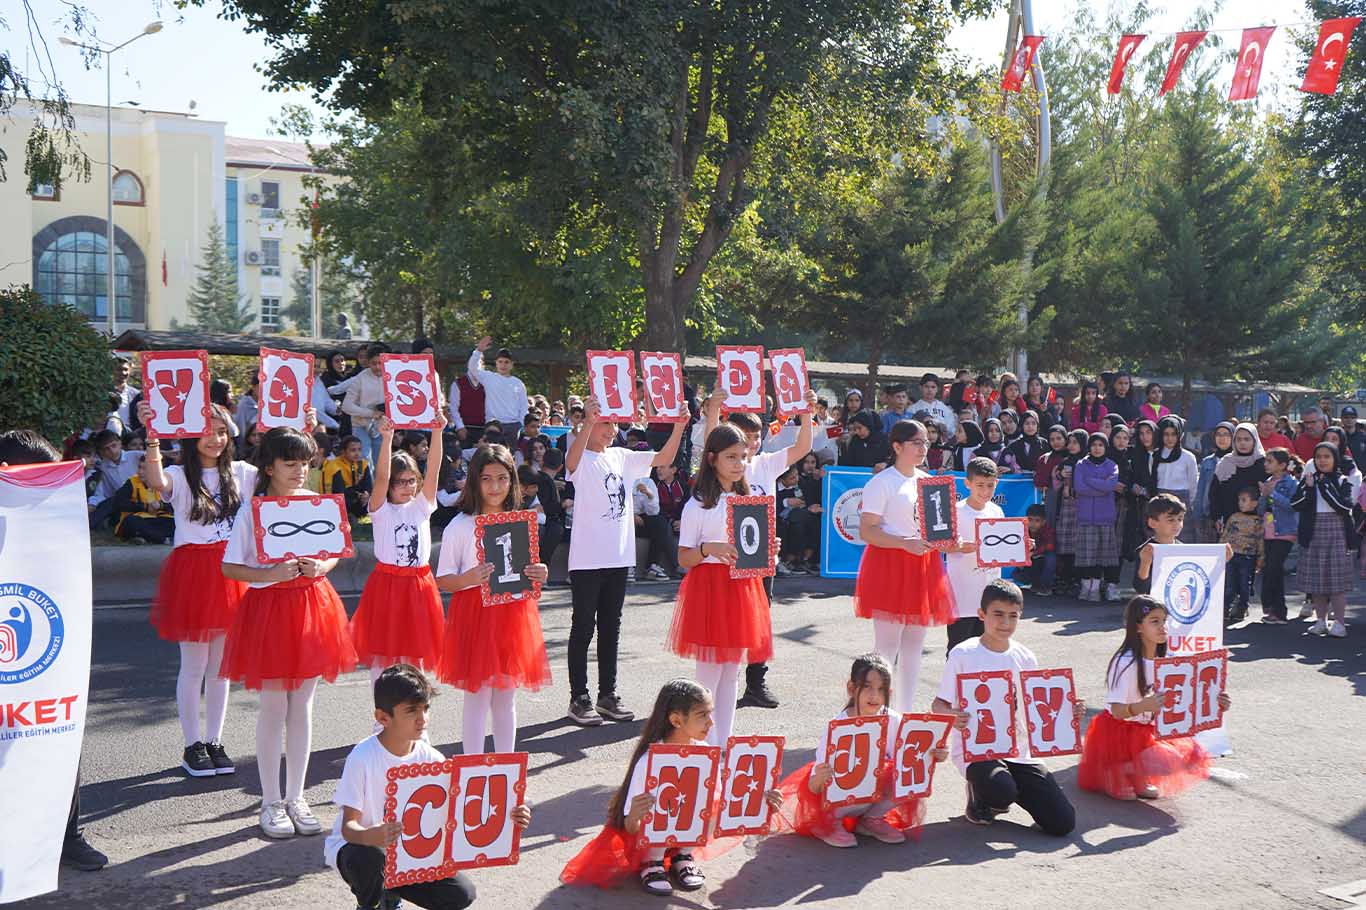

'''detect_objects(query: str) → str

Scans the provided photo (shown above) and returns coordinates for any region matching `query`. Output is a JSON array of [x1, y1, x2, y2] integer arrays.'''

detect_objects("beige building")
[[0, 101, 327, 334]]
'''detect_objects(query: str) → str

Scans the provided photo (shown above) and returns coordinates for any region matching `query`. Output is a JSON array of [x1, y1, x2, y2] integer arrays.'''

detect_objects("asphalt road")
[[13, 578, 1366, 910]]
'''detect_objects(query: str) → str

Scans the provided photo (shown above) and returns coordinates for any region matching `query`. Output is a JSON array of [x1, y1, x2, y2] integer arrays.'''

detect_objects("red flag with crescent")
[[1160, 30, 1207, 96], [1229, 27, 1277, 101], [1301, 17, 1362, 95], [1002, 35, 1045, 93], [1108, 34, 1147, 94]]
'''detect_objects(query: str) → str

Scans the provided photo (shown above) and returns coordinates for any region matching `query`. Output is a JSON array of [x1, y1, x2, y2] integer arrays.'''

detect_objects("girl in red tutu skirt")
[[1079, 595, 1231, 800], [139, 400, 254, 780], [853, 420, 957, 710], [777, 653, 944, 848], [435, 442, 550, 755], [670, 424, 774, 747], [350, 414, 447, 681], [561, 678, 782, 897], [222, 425, 358, 840]]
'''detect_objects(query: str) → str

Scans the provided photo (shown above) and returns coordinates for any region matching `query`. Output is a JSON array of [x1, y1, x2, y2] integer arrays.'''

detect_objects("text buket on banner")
[[380, 353, 442, 429], [258, 347, 315, 432], [140, 350, 211, 439]]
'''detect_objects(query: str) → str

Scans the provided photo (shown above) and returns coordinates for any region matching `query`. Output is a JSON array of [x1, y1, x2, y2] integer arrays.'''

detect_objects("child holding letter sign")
[[325, 664, 531, 910], [435, 444, 550, 755]]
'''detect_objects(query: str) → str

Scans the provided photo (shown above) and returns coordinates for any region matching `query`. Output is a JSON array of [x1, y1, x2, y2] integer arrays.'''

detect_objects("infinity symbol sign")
[[267, 519, 337, 537], [982, 533, 1022, 547]]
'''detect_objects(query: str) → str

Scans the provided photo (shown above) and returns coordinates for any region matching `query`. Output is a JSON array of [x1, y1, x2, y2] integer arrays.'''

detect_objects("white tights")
[[872, 620, 929, 712], [256, 678, 319, 805], [462, 687, 518, 755], [177, 637, 229, 747], [694, 661, 740, 748]]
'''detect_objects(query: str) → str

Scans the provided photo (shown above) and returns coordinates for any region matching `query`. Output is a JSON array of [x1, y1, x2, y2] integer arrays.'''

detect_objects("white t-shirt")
[[915, 399, 957, 434], [566, 447, 655, 571], [372, 495, 436, 567], [324, 735, 445, 869], [222, 495, 304, 590], [467, 349, 529, 426], [1106, 655, 1156, 724], [679, 493, 753, 566], [625, 738, 709, 806], [945, 499, 1004, 620], [745, 448, 790, 502], [814, 708, 902, 764], [163, 461, 258, 547], [436, 512, 481, 590], [859, 465, 927, 540], [935, 637, 1040, 772]]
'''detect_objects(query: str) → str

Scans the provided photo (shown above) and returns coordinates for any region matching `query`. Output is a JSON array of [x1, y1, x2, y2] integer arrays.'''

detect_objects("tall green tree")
[[185, 220, 254, 333], [283, 254, 362, 337]]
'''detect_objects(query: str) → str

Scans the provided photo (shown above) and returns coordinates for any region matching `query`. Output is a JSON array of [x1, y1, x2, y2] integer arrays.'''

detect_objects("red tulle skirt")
[[774, 761, 924, 840], [1078, 711, 1211, 800], [149, 541, 247, 642], [436, 586, 551, 693], [350, 563, 445, 672], [665, 563, 772, 665], [853, 545, 956, 626], [560, 824, 647, 889], [220, 575, 358, 691]]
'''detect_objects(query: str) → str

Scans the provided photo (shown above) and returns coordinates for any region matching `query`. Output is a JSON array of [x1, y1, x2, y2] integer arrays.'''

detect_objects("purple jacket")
[[1074, 457, 1119, 525]]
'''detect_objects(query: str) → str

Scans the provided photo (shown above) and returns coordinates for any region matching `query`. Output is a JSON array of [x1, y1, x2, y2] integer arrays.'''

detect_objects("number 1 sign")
[[716, 345, 765, 413], [639, 351, 688, 423], [917, 476, 958, 550], [140, 350, 211, 439], [727, 495, 776, 579], [586, 350, 638, 422], [474, 511, 541, 605]]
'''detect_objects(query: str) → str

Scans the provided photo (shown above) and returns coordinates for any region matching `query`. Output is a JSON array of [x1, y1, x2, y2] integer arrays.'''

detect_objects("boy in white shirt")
[[326, 664, 531, 910], [945, 457, 1004, 654], [931, 580, 1082, 836]]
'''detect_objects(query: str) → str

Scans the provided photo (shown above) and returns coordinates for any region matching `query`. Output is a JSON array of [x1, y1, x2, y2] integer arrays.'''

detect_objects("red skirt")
[[1078, 710, 1211, 800], [149, 541, 247, 642], [853, 545, 956, 626], [350, 563, 445, 672], [774, 761, 924, 840], [437, 587, 551, 693], [220, 575, 358, 691], [666, 563, 772, 665], [560, 824, 646, 889]]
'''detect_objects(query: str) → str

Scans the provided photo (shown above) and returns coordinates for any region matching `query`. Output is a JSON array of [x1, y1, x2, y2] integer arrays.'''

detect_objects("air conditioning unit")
[[244, 250, 262, 265], [246, 192, 263, 205]]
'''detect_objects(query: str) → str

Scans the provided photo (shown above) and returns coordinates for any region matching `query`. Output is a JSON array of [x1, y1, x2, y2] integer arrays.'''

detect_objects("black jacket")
[[1292, 473, 1358, 550]]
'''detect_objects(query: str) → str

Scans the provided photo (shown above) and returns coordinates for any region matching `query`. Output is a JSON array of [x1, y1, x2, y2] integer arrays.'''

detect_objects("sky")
[[6, 0, 1321, 141]]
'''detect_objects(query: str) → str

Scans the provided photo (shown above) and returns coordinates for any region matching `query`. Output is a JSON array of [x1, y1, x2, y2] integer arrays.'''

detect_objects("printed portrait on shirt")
[[394, 521, 420, 566], [603, 471, 626, 520]]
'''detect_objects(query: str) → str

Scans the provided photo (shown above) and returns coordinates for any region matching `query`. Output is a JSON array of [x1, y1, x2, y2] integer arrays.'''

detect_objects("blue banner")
[[539, 425, 570, 442], [820, 469, 1043, 579]]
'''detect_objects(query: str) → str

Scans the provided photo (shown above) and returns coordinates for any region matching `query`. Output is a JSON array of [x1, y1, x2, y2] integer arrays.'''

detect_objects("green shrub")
[[0, 285, 115, 443]]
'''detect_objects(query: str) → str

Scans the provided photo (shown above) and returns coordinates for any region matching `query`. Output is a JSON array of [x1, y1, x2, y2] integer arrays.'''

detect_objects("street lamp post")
[[60, 21, 163, 339]]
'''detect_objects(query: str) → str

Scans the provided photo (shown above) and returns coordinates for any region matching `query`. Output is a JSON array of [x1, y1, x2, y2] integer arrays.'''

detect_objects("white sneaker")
[[1104, 583, 1122, 602], [1299, 604, 1315, 620], [285, 798, 322, 836], [626, 568, 637, 583], [1308, 619, 1328, 636], [1084, 580, 1101, 602], [647, 564, 669, 580], [1329, 621, 1347, 638], [259, 801, 294, 839]]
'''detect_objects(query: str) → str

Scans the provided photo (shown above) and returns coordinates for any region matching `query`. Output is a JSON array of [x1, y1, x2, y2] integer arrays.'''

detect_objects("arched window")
[[32, 217, 146, 323], [112, 170, 144, 205]]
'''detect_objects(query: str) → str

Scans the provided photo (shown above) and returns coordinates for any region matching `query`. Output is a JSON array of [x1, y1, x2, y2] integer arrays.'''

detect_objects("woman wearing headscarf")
[[1109, 423, 1140, 580], [1292, 442, 1356, 637], [1153, 416, 1200, 542], [841, 409, 889, 470], [999, 409, 1021, 444], [1036, 425, 1069, 527], [1196, 422, 1235, 542], [951, 420, 985, 472], [1074, 432, 1121, 602], [320, 350, 353, 436], [1003, 410, 1045, 475], [1210, 423, 1267, 534], [1320, 426, 1363, 503], [976, 417, 1007, 465], [1054, 429, 1089, 597], [837, 389, 865, 458]]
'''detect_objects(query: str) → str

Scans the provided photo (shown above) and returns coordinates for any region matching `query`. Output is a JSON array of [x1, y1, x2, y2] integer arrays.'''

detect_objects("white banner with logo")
[[0, 462, 93, 903], [1151, 544, 1230, 756]]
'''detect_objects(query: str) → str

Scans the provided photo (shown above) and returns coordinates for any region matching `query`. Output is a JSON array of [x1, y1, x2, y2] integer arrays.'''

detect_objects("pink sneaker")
[[818, 826, 858, 848], [854, 816, 906, 844]]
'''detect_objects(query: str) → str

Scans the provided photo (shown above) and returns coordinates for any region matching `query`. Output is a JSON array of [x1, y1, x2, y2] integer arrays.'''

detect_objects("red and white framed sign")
[[975, 517, 1033, 569], [251, 494, 354, 564], [956, 670, 1018, 762], [642, 743, 721, 848], [585, 350, 638, 422], [715, 735, 785, 838], [822, 714, 888, 810], [382, 752, 529, 888], [473, 511, 541, 605], [917, 474, 959, 550], [715, 345, 765, 413], [1019, 668, 1081, 757], [1155, 650, 1227, 740], [891, 713, 954, 799], [258, 347, 315, 432], [1190, 648, 1228, 735], [726, 495, 777, 579], [139, 349, 212, 439], [638, 351, 688, 423], [380, 353, 442, 429], [767, 347, 811, 420]]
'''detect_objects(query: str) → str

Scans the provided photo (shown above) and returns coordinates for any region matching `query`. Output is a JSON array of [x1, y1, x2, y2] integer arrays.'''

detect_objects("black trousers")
[[637, 514, 679, 572], [745, 575, 775, 690], [539, 518, 564, 565], [568, 567, 629, 700], [1261, 538, 1293, 619], [118, 514, 174, 543], [966, 760, 1075, 837], [945, 617, 984, 654], [779, 509, 819, 557], [338, 843, 475, 910]]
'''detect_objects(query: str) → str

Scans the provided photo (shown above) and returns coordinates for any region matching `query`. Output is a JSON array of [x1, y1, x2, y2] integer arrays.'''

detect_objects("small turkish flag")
[[1108, 34, 1147, 94], [1002, 35, 1045, 93], [1160, 31, 1207, 96], [1301, 17, 1362, 95], [161, 250, 168, 286], [1229, 27, 1277, 101]]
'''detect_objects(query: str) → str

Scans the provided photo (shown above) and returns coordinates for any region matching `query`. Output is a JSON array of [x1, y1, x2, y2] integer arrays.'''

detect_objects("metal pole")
[[106, 55, 115, 338], [311, 253, 322, 340]]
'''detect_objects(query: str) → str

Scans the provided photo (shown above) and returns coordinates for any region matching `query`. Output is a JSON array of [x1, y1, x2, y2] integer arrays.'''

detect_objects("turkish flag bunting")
[[1002, 35, 1046, 92], [1229, 27, 1277, 101], [1160, 30, 1207, 96], [1301, 17, 1362, 95], [1108, 34, 1147, 94]]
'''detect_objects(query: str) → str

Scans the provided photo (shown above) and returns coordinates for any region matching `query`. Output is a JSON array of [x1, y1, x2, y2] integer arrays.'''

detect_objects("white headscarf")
[[1214, 422, 1265, 482]]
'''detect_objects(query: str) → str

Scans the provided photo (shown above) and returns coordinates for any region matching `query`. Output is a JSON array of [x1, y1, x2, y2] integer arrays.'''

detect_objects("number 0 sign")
[[474, 511, 541, 605], [639, 351, 688, 423], [727, 495, 776, 579], [586, 350, 638, 422]]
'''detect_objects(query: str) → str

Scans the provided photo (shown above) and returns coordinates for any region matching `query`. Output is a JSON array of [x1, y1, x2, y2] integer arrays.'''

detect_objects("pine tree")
[[282, 254, 360, 336], [186, 220, 254, 333]]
